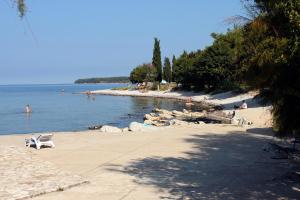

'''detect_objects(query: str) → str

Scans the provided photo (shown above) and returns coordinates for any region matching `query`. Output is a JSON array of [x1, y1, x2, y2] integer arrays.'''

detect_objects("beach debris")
[[88, 125, 103, 130], [148, 108, 253, 126], [100, 125, 122, 133], [231, 116, 253, 126]]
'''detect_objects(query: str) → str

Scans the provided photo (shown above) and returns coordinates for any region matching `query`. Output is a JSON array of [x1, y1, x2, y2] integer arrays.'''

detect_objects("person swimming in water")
[[25, 104, 32, 113]]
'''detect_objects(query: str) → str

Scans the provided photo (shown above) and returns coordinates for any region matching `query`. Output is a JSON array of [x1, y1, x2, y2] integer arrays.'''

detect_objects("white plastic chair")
[[25, 134, 55, 149]]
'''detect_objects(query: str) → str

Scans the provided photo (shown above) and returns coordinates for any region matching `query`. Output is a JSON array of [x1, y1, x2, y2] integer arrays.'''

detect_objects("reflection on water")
[[0, 84, 207, 135]]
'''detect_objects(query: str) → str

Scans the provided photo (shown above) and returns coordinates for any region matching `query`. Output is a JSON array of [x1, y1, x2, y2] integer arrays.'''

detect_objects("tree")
[[240, 0, 300, 136], [163, 57, 172, 83], [17, 0, 26, 18], [129, 63, 156, 84], [171, 55, 176, 82], [172, 51, 198, 89], [193, 28, 244, 91], [172, 28, 243, 91], [152, 38, 162, 85]]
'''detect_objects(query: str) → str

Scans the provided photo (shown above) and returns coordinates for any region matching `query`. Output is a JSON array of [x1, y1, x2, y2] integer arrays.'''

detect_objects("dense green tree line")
[[172, 28, 244, 91], [129, 63, 156, 84], [130, 0, 300, 136], [75, 76, 129, 84]]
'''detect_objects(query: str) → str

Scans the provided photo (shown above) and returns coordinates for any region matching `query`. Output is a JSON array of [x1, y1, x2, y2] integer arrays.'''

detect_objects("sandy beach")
[[1, 91, 299, 200]]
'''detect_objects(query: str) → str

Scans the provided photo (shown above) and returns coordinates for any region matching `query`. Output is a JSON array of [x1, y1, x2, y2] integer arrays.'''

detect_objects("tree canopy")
[[163, 57, 172, 83], [130, 63, 156, 84], [240, 0, 300, 136]]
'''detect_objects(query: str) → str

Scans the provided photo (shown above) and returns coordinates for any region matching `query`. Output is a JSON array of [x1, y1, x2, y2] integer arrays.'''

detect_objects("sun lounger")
[[25, 134, 55, 149]]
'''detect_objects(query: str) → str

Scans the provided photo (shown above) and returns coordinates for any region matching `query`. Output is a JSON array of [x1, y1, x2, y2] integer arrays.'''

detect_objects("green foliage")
[[127, 0, 300, 136], [129, 63, 156, 84], [241, 0, 300, 136], [172, 51, 199, 89], [163, 57, 172, 83], [152, 38, 163, 83], [173, 28, 244, 91], [74, 76, 129, 84], [171, 55, 176, 82], [17, 0, 26, 18]]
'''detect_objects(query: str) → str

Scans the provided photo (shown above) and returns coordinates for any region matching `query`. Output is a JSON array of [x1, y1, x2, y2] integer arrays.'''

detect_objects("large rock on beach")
[[129, 122, 145, 132], [100, 125, 122, 133], [129, 122, 158, 132]]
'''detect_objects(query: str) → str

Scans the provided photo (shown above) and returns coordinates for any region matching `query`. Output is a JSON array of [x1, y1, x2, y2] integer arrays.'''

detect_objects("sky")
[[0, 0, 245, 84]]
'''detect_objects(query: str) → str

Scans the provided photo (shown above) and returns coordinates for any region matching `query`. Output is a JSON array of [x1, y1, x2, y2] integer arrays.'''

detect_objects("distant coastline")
[[74, 76, 129, 84]]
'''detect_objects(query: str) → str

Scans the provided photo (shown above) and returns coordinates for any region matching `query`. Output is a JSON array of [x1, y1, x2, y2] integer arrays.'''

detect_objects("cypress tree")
[[172, 55, 176, 82], [163, 57, 172, 83], [152, 38, 162, 84]]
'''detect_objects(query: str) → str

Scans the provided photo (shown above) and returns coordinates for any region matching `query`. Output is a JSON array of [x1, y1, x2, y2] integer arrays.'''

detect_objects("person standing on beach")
[[25, 104, 32, 113]]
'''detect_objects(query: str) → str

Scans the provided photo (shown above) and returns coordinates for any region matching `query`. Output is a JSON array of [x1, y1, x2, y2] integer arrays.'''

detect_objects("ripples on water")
[[0, 84, 204, 135]]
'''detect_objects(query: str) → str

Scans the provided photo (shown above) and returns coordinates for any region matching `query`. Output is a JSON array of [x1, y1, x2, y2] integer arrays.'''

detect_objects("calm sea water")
[[0, 84, 192, 135]]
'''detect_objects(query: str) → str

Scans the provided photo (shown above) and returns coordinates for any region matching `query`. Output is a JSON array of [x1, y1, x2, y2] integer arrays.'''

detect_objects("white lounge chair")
[[25, 134, 55, 149]]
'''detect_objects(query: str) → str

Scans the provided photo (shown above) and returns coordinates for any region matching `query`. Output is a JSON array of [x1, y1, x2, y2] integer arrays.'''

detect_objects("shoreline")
[[0, 90, 261, 136], [90, 89, 259, 110], [2, 106, 297, 200], [2, 92, 293, 199]]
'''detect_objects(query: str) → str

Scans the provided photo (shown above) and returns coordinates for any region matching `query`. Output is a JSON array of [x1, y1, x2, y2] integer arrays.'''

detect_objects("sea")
[[0, 83, 196, 135]]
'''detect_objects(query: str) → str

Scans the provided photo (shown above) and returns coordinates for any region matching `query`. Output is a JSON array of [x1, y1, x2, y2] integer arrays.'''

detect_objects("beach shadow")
[[105, 131, 300, 199], [246, 127, 275, 136]]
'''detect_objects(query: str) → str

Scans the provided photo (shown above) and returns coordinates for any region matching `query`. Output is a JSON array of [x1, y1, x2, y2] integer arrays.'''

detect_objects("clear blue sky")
[[0, 0, 245, 84]]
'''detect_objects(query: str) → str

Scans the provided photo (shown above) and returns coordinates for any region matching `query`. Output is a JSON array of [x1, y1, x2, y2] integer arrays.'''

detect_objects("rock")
[[158, 113, 174, 120], [231, 117, 252, 126], [149, 113, 158, 117], [172, 110, 184, 116], [169, 119, 189, 126], [153, 108, 172, 115], [144, 120, 153, 125], [144, 114, 151, 120], [144, 114, 160, 121], [129, 122, 145, 132], [183, 109, 189, 114], [129, 122, 157, 132], [231, 117, 239, 125], [100, 125, 122, 133]]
